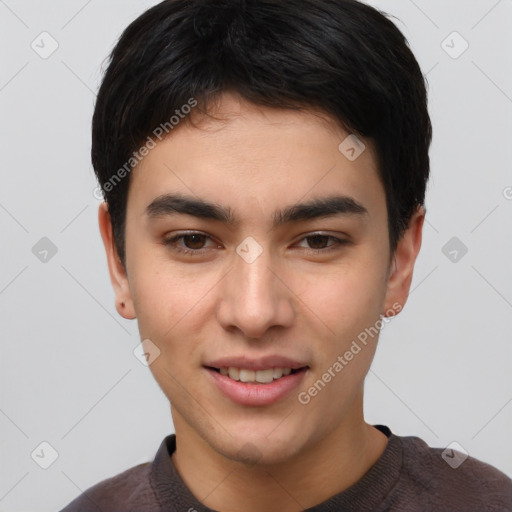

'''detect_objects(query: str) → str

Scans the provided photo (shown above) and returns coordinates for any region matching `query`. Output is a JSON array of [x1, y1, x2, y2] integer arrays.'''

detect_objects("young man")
[[62, 0, 512, 510]]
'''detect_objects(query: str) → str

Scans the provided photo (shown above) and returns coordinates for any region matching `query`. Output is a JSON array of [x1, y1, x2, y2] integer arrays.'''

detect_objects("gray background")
[[0, 1, 511, 510]]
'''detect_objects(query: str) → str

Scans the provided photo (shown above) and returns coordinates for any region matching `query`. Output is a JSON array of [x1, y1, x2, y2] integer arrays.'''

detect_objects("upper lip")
[[205, 356, 309, 371]]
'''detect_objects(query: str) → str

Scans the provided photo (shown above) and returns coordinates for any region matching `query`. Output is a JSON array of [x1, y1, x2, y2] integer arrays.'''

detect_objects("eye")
[[162, 232, 219, 255], [162, 231, 349, 257], [296, 233, 348, 252]]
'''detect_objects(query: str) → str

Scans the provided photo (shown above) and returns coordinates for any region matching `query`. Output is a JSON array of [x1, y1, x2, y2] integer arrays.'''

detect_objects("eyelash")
[[161, 231, 349, 256]]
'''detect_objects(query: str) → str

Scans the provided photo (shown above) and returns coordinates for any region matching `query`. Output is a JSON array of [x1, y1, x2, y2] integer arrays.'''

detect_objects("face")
[[100, 92, 422, 465]]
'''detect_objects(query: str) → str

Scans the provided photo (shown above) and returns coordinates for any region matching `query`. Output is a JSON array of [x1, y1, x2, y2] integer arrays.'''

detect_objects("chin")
[[217, 430, 307, 467]]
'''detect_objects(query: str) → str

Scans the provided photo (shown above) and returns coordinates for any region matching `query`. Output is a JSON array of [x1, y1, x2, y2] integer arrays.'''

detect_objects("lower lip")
[[205, 367, 308, 406]]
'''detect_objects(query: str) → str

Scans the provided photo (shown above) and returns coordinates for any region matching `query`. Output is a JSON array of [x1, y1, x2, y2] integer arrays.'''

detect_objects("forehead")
[[127, 93, 385, 224]]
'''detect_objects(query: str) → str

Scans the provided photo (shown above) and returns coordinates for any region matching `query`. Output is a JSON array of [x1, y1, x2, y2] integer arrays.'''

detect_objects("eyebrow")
[[145, 193, 368, 228]]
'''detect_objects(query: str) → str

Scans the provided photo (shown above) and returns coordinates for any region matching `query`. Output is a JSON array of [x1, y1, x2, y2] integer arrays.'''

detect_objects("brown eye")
[[182, 234, 208, 249], [295, 233, 349, 253], [305, 235, 330, 249], [162, 232, 218, 255]]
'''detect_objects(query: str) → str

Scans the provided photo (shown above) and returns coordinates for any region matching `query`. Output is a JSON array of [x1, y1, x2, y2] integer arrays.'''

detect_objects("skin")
[[99, 92, 424, 512]]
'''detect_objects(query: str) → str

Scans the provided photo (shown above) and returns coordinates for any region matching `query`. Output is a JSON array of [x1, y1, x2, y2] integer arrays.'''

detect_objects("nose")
[[216, 244, 296, 339]]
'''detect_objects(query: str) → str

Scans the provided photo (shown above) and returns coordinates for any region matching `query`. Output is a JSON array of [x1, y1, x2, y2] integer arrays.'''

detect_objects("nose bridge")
[[217, 238, 294, 337], [235, 240, 278, 315], [238, 248, 274, 302]]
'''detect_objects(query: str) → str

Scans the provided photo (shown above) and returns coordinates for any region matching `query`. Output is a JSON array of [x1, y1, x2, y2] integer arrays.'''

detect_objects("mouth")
[[207, 366, 307, 384], [204, 363, 309, 406]]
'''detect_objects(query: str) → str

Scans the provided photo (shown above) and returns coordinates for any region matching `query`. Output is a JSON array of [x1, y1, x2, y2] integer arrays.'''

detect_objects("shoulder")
[[59, 461, 158, 512], [394, 434, 512, 511]]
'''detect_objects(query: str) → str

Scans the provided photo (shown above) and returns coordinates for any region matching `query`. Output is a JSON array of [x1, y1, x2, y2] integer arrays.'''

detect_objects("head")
[[95, 0, 431, 465]]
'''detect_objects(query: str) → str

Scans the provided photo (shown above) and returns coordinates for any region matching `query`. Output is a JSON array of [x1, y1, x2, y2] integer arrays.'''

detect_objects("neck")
[[171, 396, 388, 512]]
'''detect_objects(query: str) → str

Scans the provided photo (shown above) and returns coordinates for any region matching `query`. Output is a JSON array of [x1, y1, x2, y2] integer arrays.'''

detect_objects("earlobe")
[[383, 206, 425, 316], [98, 202, 136, 320]]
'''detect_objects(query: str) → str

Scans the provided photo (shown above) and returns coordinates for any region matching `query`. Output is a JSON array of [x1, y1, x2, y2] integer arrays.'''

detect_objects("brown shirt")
[[60, 425, 512, 511]]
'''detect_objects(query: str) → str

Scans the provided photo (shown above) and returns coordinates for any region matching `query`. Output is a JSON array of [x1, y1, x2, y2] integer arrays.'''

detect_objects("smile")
[[212, 366, 300, 384], [205, 366, 309, 406]]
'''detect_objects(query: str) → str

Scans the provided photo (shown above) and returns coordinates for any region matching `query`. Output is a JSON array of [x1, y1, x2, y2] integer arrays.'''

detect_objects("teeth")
[[239, 369, 255, 382], [228, 367, 240, 381], [220, 366, 296, 383], [256, 369, 274, 383]]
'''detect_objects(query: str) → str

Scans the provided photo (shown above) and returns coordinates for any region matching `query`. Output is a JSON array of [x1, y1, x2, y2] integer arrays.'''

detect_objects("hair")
[[92, 0, 432, 268]]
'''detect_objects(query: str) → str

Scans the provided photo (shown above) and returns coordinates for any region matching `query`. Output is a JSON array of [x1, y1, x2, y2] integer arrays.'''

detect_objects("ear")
[[383, 206, 425, 317], [98, 202, 136, 320]]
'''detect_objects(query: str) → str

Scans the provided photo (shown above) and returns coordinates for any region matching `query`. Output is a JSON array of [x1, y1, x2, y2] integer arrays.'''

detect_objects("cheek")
[[296, 263, 385, 426], [132, 266, 205, 390], [128, 249, 224, 364], [298, 258, 387, 338], [128, 243, 195, 326]]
